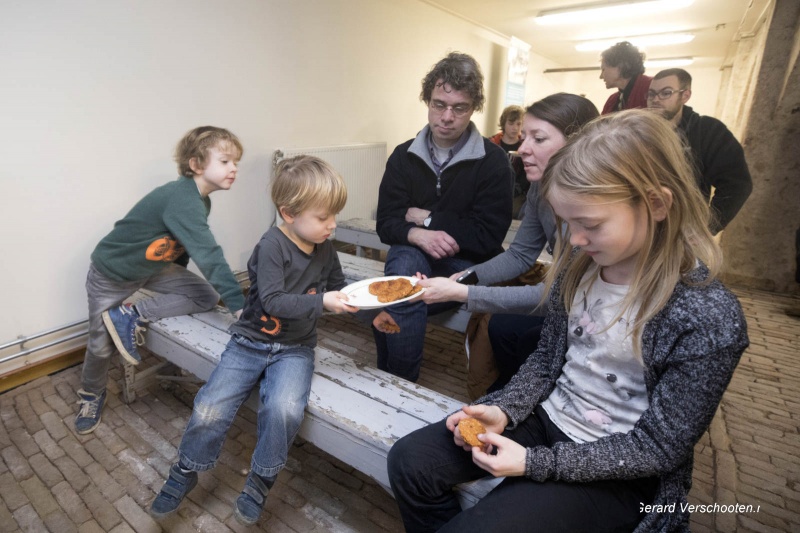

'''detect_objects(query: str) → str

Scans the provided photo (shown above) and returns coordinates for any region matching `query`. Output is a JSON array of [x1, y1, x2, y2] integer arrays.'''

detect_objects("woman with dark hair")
[[600, 41, 651, 114], [418, 93, 599, 395]]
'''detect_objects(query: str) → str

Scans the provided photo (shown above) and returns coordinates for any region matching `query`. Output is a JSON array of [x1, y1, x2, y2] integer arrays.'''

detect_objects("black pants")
[[487, 313, 545, 393], [387, 406, 659, 533]]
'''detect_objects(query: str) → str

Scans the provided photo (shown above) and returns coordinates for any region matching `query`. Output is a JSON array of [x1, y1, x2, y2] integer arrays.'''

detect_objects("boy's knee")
[[274, 398, 306, 424], [195, 288, 221, 310], [193, 399, 226, 423]]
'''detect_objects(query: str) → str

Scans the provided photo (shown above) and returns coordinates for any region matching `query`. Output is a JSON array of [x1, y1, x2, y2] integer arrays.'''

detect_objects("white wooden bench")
[[337, 252, 473, 333], [336, 218, 522, 258], [125, 303, 501, 509]]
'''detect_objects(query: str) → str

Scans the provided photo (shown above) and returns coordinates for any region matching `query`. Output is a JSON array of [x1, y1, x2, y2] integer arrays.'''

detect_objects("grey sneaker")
[[75, 389, 106, 434]]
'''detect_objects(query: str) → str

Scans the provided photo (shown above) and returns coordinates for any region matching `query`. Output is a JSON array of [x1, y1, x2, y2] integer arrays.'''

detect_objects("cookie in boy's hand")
[[382, 323, 400, 333], [458, 418, 486, 447]]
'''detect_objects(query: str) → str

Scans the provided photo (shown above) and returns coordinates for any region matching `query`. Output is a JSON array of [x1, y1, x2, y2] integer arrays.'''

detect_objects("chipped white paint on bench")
[[337, 252, 472, 333], [139, 305, 501, 509], [336, 218, 522, 257]]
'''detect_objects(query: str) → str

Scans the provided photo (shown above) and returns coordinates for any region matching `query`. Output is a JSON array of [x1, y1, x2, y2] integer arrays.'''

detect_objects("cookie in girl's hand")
[[458, 418, 486, 447]]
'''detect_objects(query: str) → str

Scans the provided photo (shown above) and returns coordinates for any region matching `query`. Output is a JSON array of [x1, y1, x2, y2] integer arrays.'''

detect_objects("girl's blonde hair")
[[272, 155, 347, 218], [541, 110, 721, 353]]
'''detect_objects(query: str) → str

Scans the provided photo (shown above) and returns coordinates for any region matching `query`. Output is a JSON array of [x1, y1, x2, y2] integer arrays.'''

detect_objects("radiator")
[[273, 142, 387, 222]]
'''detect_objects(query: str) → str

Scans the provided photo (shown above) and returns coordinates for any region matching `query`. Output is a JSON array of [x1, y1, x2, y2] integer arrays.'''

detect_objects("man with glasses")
[[371, 52, 513, 382], [648, 68, 752, 234]]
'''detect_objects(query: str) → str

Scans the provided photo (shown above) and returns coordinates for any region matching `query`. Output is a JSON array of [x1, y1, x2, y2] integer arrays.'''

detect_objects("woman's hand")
[[471, 432, 527, 477], [417, 276, 469, 304]]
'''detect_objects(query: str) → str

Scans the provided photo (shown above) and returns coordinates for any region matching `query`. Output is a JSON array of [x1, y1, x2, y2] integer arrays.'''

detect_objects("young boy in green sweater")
[[76, 126, 246, 435]]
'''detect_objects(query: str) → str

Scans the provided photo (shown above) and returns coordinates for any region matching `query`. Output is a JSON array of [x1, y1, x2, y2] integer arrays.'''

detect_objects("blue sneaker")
[[149, 463, 198, 519], [75, 389, 106, 434], [102, 304, 146, 365], [233, 472, 274, 525]]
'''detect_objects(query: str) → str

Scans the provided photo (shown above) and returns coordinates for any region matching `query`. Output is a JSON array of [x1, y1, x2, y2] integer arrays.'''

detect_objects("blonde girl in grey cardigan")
[[388, 110, 748, 533]]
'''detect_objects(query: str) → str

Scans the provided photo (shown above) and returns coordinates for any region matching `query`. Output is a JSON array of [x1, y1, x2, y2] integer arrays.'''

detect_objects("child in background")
[[149, 155, 356, 525], [388, 110, 749, 532], [76, 126, 246, 435], [489, 105, 527, 218]]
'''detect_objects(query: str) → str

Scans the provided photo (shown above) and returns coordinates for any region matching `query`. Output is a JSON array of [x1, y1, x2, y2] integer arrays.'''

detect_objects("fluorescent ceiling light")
[[644, 57, 695, 68], [535, 0, 694, 26], [576, 33, 695, 52]]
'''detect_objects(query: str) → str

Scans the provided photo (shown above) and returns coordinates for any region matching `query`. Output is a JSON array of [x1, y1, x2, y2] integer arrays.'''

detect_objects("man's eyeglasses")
[[646, 88, 686, 101], [429, 101, 473, 117]]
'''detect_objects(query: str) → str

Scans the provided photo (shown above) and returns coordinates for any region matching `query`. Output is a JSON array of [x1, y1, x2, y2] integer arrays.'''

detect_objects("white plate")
[[340, 276, 424, 310]]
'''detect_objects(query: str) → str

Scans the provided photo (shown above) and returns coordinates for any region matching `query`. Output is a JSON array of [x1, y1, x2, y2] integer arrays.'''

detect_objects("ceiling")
[[426, 0, 773, 70]]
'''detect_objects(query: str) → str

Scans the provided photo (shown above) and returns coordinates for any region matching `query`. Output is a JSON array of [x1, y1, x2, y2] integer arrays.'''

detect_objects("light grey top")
[[466, 182, 557, 315], [541, 269, 647, 442]]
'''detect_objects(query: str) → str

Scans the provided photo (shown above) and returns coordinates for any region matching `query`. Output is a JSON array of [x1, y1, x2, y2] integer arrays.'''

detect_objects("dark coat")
[[678, 105, 753, 233], [376, 124, 513, 263]]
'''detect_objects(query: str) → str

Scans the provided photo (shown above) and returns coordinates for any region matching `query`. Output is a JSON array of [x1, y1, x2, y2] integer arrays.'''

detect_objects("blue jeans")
[[387, 406, 658, 532], [373, 245, 474, 382], [178, 333, 315, 478]]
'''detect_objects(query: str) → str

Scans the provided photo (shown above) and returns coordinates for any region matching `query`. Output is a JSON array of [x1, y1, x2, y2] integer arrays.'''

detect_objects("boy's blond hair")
[[272, 155, 347, 218], [541, 110, 721, 355], [175, 126, 243, 177]]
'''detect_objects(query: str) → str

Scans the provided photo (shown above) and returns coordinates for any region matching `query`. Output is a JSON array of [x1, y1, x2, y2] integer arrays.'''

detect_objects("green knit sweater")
[[91, 177, 245, 312]]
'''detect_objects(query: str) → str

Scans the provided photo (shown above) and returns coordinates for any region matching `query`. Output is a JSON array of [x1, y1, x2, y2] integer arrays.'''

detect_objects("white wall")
[[0, 0, 557, 358]]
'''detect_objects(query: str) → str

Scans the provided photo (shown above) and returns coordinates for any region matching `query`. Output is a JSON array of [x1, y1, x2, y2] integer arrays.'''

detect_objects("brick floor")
[[0, 285, 798, 532]]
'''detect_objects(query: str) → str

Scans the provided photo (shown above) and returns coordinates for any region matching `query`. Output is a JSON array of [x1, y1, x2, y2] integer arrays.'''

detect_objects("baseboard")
[[0, 348, 85, 394]]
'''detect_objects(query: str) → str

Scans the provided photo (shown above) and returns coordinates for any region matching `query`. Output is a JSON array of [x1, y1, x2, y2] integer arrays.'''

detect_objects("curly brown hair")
[[600, 41, 646, 79], [175, 126, 243, 177], [420, 52, 485, 112]]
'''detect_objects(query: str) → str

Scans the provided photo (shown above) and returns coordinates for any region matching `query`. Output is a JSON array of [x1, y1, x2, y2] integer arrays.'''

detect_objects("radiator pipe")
[[0, 320, 88, 365]]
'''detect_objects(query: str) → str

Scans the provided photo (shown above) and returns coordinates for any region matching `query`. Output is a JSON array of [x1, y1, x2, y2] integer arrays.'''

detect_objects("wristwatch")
[[423, 216, 432, 228]]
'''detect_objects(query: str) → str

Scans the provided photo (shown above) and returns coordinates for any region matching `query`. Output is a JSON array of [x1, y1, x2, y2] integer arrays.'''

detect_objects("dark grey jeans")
[[80, 262, 219, 394]]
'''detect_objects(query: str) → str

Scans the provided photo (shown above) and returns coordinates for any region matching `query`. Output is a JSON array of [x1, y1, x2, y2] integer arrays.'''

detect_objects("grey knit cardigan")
[[477, 264, 749, 532]]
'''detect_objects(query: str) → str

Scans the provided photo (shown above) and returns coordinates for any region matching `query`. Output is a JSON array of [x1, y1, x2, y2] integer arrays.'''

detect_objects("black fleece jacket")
[[376, 124, 513, 263], [678, 105, 753, 234]]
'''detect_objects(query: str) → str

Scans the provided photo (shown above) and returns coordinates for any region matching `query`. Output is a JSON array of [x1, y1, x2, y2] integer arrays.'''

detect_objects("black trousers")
[[486, 313, 545, 393], [387, 406, 658, 533]]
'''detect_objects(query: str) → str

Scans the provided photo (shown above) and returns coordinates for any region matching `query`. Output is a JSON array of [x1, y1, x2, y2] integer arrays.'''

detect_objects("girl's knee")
[[388, 432, 418, 475]]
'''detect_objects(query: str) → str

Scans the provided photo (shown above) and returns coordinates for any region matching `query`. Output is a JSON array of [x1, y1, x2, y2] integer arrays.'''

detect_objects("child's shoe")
[[74, 389, 106, 434], [102, 304, 146, 365], [149, 463, 198, 519], [233, 472, 275, 525]]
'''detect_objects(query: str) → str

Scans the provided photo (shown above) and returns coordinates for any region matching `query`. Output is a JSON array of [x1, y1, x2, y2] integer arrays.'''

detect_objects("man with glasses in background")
[[371, 51, 513, 383], [648, 68, 753, 235]]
